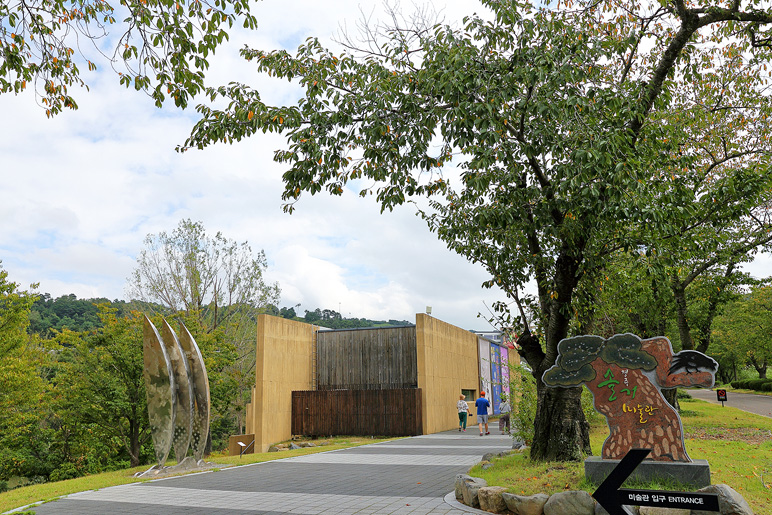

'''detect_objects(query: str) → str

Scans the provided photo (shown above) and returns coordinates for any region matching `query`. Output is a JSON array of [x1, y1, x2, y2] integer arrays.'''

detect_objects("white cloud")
[[0, 0, 507, 330]]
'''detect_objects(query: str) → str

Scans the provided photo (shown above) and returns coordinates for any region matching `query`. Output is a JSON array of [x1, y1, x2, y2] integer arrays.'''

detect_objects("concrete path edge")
[[442, 491, 492, 514]]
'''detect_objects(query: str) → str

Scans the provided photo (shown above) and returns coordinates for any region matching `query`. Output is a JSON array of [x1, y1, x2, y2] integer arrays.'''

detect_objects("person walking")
[[457, 394, 469, 431], [499, 394, 510, 434], [475, 391, 491, 436]]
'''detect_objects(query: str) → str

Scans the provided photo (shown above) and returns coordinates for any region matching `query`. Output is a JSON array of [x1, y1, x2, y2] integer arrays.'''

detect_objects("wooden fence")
[[316, 326, 417, 390], [291, 388, 422, 437]]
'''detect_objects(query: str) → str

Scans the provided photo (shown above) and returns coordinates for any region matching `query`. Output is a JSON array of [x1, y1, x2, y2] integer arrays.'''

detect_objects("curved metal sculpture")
[[142, 316, 211, 474], [178, 323, 211, 462], [161, 320, 194, 463], [142, 316, 175, 467]]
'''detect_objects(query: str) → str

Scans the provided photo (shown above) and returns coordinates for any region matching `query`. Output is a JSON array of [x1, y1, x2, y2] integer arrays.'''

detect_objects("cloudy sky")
[[0, 0, 515, 330], [1, 0, 769, 331]]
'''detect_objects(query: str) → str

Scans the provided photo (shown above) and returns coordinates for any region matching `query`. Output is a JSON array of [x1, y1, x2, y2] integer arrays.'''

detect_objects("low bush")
[[747, 379, 770, 391]]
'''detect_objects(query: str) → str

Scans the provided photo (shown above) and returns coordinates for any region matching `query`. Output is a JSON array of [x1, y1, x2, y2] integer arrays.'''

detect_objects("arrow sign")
[[592, 448, 720, 515]]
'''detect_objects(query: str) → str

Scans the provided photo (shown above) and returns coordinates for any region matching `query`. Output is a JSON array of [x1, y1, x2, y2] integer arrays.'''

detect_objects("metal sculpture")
[[142, 316, 211, 474]]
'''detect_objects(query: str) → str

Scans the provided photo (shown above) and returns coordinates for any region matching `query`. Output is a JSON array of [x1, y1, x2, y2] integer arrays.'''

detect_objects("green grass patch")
[[0, 436, 397, 514], [472, 400, 772, 513]]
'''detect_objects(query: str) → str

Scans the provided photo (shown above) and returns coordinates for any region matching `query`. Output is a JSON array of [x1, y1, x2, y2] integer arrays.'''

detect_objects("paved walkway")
[[14, 430, 512, 514]]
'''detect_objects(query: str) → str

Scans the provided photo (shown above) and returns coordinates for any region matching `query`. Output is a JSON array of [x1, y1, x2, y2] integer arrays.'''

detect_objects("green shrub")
[[509, 364, 537, 445], [748, 379, 768, 390], [49, 462, 80, 482], [0, 480, 7, 493], [761, 382, 772, 392], [677, 389, 693, 400], [731, 381, 741, 389]]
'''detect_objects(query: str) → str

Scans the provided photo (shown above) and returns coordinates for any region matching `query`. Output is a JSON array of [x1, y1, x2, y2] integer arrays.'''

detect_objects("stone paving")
[[13, 430, 512, 514]]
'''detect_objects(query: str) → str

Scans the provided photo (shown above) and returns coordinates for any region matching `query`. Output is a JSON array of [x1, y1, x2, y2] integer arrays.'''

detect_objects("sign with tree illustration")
[[543, 334, 717, 462]]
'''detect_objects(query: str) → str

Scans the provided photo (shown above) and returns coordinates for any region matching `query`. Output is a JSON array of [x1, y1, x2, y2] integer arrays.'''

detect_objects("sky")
[[0, 0, 514, 330], [1, 0, 769, 331]]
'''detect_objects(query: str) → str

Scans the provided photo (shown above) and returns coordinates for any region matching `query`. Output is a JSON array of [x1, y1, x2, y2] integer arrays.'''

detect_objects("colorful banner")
[[501, 346, 510, 400], [491, 345, 502, 414], [478, 338, 492, 414]]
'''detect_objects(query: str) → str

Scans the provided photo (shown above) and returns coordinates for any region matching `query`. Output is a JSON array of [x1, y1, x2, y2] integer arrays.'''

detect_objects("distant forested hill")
[[29, 295, 412, 337], [29, 294, 144, 337], [267, 306, 412, 329]]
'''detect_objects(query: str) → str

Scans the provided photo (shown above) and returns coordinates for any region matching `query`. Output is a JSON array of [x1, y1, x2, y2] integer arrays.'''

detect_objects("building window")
[[461, 389, 476, 401]]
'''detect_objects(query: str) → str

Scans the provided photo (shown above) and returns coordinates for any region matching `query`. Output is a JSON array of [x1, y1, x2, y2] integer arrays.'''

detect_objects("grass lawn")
[[470, 398, 772, 513], [0, 436, 396, 514]]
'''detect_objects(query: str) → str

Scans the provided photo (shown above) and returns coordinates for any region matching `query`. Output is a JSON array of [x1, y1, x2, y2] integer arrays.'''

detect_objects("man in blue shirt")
[[475, 391, 491, 436]]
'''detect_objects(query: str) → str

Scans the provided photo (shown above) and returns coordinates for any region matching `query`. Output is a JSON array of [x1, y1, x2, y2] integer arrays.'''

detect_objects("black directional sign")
[[592, 449, 720, 515], [717, 389, 727, 405]]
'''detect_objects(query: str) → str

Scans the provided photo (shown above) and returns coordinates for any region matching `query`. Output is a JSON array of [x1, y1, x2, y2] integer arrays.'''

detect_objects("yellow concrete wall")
[[245, 387, 256, 435], [251, 315, 316, 452], [228, 434, 255, 456], [415, 314, 481, 434]]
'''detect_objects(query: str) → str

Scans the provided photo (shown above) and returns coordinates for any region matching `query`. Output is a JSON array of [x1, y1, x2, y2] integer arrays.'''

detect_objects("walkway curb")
[[443, 491, 495, 514]]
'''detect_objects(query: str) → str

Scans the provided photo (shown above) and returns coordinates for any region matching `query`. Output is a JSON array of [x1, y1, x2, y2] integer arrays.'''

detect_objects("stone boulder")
[[543, 490, 595, 515], [478, 486, 509, 513], [640, 508, 688, 515], [482, 451, 511, 462], [456, 475, 489, 508], [596, 504, 639, 515], [502, 492, 549, 515], [692, 484, 754, 515], [455, 474, 470, 500]]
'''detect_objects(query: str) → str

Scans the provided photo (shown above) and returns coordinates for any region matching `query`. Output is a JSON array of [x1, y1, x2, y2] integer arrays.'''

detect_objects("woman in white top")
[[457, 395, 469, 431]]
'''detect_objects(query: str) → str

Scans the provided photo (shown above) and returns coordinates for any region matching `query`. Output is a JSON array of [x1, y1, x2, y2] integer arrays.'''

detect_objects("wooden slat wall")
[[316, 327, 418, 390], [291, 389, 422, 437]]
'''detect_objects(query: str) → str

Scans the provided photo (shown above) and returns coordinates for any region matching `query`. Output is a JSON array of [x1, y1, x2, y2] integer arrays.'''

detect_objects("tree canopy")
[[182, 0, 772, 460], [712, 285, 772, 380], [0, 0, 257, 115]]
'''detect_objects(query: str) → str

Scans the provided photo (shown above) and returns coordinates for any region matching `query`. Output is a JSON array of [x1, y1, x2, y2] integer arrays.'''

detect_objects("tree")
[[712, 285, 772, 380], [0, 265, 48, 479], [0, 263, 37, 357], [0, 0, 257, 116], [51, 308, 151, 468], [128, 219, 280, 438], [182, 1, 772, 461]]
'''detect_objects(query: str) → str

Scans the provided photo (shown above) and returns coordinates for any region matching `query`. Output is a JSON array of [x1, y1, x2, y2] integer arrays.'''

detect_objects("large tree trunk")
[[530, 382, 591, 461], [522, 244, 592, 462], [671, 279, 694, 351], [662, 388, 680, 411]]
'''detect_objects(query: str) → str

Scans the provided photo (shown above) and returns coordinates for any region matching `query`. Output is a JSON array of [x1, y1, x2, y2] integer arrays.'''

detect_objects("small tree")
[[128, 219, 280, 438]]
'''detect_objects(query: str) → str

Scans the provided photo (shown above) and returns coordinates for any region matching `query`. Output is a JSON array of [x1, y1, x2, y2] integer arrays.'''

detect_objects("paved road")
[[12, 431, 512, 514], [686, 388, 772, 418]]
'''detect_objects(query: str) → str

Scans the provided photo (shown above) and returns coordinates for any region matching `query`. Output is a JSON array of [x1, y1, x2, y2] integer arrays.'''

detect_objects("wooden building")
[[236, 313, 518, 454]]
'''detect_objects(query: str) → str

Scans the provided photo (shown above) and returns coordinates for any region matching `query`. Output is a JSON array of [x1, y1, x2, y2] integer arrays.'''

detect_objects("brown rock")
[[543, 491, 595, 515], [692, 484, 754, 515], [478, 486, 508, 513], [502, 492, 549, 515]]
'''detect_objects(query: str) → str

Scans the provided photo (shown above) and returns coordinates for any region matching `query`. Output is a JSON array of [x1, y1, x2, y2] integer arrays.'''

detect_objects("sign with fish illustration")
[[543, 334, 717, 462]]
